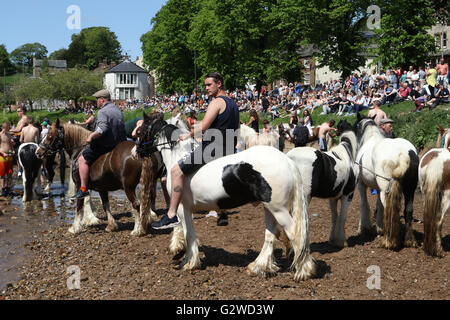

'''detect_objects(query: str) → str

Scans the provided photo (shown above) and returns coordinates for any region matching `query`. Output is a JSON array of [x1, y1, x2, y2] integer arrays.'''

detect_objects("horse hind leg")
[[403, 191, 418, 248], [358, 182, 373, 235], [247, 208, 280, 277], [375, 194, 384, 235], [99, 191, 119, 232]]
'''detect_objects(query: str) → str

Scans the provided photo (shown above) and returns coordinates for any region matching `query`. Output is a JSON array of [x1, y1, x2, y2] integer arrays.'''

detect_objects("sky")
[[0, 0, 167, 61]]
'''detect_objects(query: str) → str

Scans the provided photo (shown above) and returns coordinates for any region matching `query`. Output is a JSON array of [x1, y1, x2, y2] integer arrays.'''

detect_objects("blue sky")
[[0, 0, 167, 60]]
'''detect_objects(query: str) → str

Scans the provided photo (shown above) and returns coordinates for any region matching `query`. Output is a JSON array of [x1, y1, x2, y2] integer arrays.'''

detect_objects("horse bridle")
[[136, 122, 175, 158], [39, 126, 65, 156]]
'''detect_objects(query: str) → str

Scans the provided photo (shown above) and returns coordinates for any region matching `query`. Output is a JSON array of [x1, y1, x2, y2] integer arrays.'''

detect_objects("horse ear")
[[371, 114, 377, 120], [55, 118, 60, 128], [143, 111, 149, 122], [438, 125, 445, 134], [356, 113, 362, 121]]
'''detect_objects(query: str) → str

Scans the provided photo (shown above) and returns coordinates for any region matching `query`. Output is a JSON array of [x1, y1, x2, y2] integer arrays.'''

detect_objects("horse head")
[[336, 120, 354, 136], [353, 113, 377, 141], [135, 112, 176, 158], [36, 118, 65, 159]]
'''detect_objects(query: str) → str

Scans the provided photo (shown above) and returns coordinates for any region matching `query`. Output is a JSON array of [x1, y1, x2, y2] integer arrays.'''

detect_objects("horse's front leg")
[[81, 196, 102, 227], [333, 195, 352, 248], [170, 224, 186, 256], [358, 182, 372, 235], [375, 193, 384, 235], [178, 204, 200, 271], [403, 189, 418, 248], [328, 198, 339, 246], [68, 199, 85, 234], [99, 191, 119, 232]]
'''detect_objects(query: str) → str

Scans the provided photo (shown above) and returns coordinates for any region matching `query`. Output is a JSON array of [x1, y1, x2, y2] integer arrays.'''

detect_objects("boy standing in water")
[[0, 122, 15, 197]]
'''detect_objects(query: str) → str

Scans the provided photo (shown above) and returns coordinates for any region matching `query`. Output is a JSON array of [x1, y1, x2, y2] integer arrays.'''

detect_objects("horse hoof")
[[404, 239, 418, 248], [105, 224, 119, 233], [382, 238, 401, 251], [130, 229, 146, 237], [328, 240, 346, 248]]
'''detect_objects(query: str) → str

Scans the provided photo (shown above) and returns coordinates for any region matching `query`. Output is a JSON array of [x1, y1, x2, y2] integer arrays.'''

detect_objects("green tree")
[[12, 76, 52, 111], [48, 68, 103, 108], [0, 44, 15, 75], [49, 48, 69, 61], [141, 0, 199, 93], [371, 0, 436, 69], [66, 27, 122, 70], [10, 42, 48, 73], [297, 0, 372, 79]]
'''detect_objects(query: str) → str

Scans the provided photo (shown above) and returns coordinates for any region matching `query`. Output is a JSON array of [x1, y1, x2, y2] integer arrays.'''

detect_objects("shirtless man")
[[20, 116, 40, 144], [0, 122, 15, 197], [318, 119, 337, 152], [436, 58, 449, 89], [10, 106, 29, 135], [367, 100, 387, 125]]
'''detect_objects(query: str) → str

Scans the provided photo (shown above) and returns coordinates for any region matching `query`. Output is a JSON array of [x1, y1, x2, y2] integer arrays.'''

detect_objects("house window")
[[304, 73, 310, 85], [304, 59, 310, 69], [116, 73, 137, 85], [119, 88, 135, 99], [443, 33, 447, 48], [435, 34, 441, 48]]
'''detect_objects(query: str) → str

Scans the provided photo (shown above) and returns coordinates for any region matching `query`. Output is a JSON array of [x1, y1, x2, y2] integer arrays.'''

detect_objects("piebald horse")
[[134, 113, 317, 281], [36, 119, 159, 236], [18, 143, 43, 202], [419, 147, 450, 257], [287, 122, 358, 248], [354, 114, 419, 250]]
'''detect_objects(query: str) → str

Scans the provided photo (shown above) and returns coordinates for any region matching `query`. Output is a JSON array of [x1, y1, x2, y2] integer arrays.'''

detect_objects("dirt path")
[[1, 185, 448, 300]]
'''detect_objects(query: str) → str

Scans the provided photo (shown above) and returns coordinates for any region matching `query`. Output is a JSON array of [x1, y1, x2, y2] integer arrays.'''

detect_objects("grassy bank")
[[1, 100, 448, 150]]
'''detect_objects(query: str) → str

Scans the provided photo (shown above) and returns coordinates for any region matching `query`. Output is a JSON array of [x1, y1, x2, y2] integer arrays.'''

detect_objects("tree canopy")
[[0, 44, 15, 75], [66, 27, 122, 70], [10, 42, 48, 72], [141, 0, 441, 93]]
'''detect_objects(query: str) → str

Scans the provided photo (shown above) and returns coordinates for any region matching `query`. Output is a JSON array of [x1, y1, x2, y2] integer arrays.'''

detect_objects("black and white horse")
[[18, 143, 43, 202], [134, 114, 317, 281], [287, 127, 358, 247], [354, 114, 419, 250]]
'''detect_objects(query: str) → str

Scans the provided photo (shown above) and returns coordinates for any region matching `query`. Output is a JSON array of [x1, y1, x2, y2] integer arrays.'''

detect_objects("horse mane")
[[356, 118, 382, 146], [171, 108, 191, 130], [334, 131, 357, 162], [63, 123, 92, 150]]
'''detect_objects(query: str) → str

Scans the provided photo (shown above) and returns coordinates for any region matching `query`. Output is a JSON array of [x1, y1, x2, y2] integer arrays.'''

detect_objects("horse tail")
[[422, 160, 444, 257], [382, 152, 410, 250], [290, 162, 316, 280]]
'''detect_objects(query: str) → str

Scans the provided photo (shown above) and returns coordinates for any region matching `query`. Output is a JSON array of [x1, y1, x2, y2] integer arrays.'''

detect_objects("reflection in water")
[[0, 182, 74, 291]]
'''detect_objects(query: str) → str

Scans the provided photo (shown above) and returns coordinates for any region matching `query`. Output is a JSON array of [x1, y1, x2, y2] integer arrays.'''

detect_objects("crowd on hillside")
[[144, 59, 449, 120]]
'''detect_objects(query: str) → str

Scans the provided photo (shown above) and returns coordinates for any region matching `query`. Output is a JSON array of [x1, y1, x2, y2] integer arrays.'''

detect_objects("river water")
[[0, 180, 130, 292]]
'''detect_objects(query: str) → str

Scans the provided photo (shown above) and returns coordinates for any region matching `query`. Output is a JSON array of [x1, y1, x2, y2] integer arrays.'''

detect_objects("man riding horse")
[[73, 89, 127, 200]]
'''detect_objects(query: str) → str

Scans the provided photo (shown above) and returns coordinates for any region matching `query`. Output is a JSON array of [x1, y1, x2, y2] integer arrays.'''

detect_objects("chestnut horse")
[[36, 119, 159, 236]]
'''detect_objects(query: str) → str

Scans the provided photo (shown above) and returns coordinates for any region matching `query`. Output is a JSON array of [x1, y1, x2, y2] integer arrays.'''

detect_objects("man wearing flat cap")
[[72, 89, 126, 199], [379, 118, 395, 139]]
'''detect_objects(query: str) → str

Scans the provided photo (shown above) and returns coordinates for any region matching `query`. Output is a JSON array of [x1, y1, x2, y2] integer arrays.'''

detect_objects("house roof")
[[105, 60, 148, 74], [34, 59, 67, 68]]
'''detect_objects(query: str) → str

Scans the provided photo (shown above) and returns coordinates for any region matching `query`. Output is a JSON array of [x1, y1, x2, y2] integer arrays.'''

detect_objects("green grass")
[[0, 73, 24, 86], [1, 100, 448, 150]]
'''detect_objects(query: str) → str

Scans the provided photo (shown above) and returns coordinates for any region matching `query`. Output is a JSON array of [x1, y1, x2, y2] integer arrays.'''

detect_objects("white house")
[[104, 59, 150, 100]]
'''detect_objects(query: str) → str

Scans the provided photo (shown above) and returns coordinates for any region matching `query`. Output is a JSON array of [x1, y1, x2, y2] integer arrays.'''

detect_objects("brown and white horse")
[[36, 119, 159, 236], [419, 146, 450, 257]]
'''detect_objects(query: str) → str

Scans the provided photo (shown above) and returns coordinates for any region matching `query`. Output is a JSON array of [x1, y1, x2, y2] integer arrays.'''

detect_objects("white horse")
[[354, 114, 419, 250], [134, 114, 317, 281], [237, 124, 278, 151], [287, 129, 359, 247], [419, 147, 450, 257]]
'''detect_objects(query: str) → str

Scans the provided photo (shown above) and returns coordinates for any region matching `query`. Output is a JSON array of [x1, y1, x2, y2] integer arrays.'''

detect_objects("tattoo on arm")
[[173, 186, 182, 193]]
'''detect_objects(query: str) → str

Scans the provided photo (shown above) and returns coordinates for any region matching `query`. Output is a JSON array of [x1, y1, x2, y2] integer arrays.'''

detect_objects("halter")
[[441, 131, 448, 148], [39, 126, 66, 156], [136, 123, 176, 158]]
